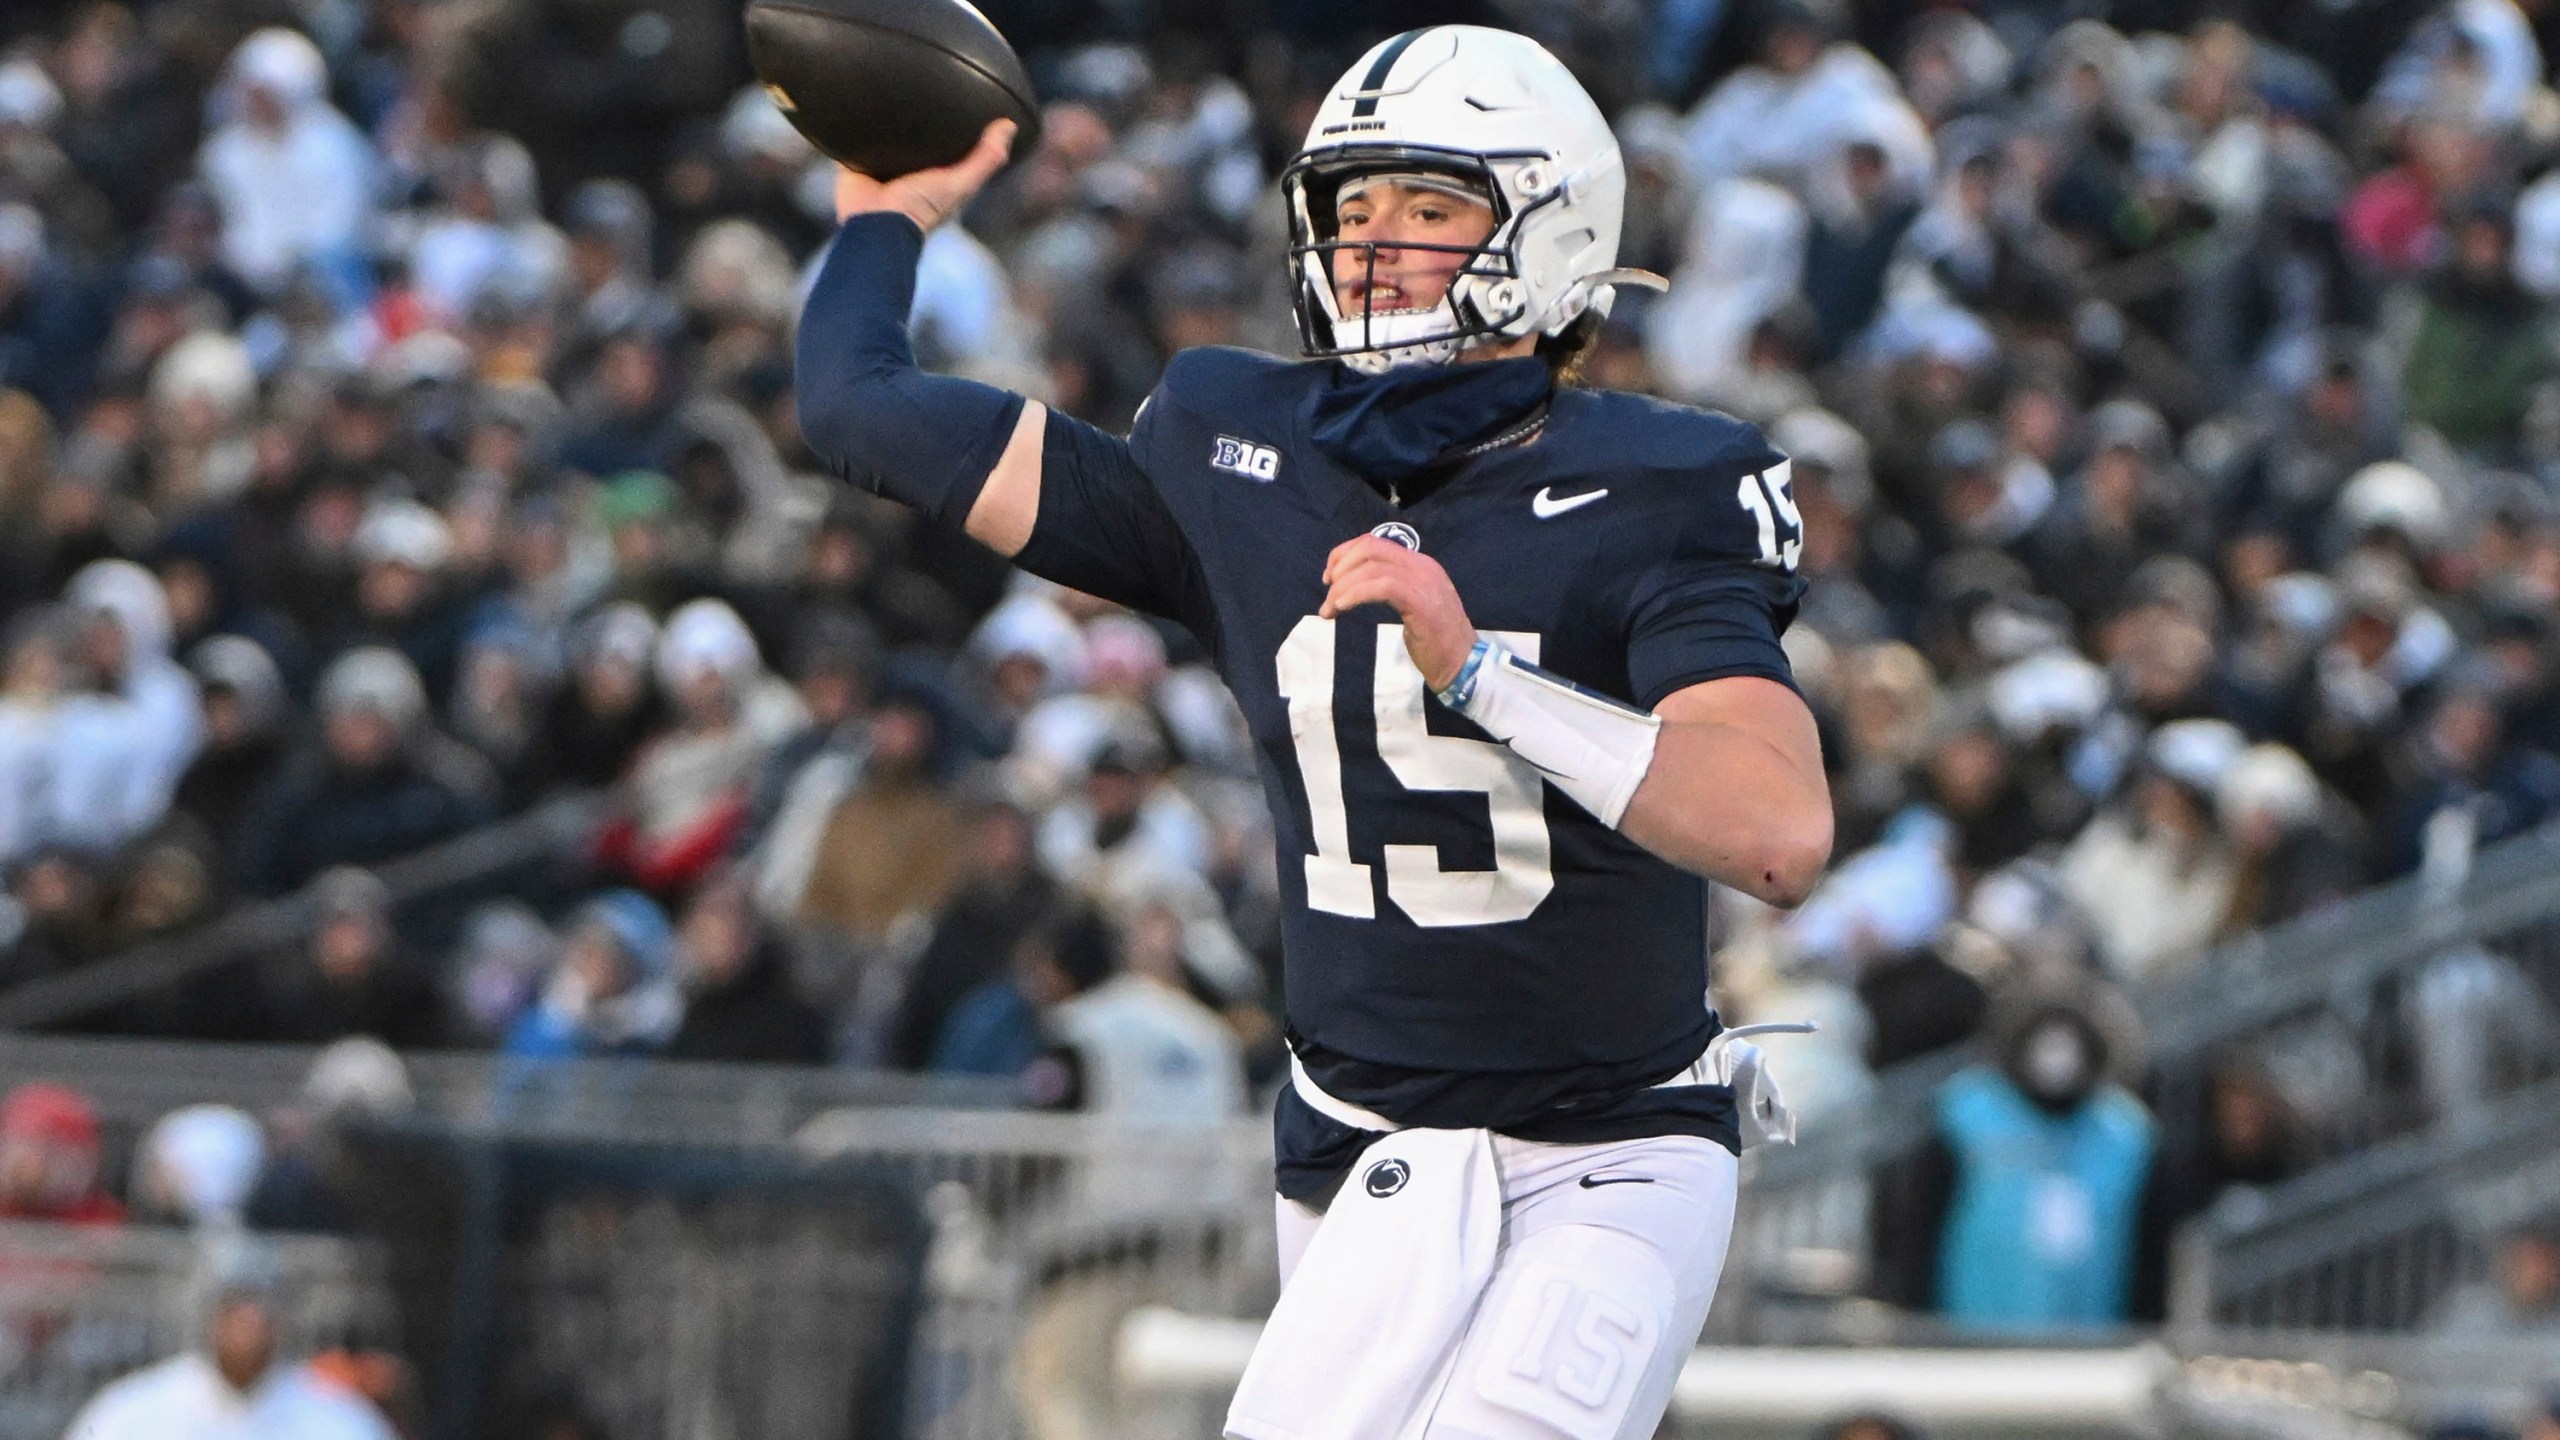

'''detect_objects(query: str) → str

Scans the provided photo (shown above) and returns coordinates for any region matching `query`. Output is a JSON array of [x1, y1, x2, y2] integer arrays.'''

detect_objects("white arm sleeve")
[[1449, 640, 1662, 828]]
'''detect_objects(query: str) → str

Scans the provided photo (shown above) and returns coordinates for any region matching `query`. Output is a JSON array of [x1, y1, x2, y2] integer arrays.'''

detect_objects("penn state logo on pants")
[[1370, 520, 1421, 551], [1363, 1158, 1410, 1198]]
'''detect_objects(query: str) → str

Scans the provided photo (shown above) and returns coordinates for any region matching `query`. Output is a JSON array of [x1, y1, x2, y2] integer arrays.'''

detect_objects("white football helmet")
[[1282, 26, 1663, 373]]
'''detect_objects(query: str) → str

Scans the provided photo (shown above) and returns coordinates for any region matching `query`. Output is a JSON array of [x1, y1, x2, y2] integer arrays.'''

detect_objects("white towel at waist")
[[1225, 1119, 1498, 1440]]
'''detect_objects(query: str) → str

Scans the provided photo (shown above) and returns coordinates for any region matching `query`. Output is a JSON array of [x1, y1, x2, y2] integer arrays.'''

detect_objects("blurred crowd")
[[0, 0, 2556, 1387]]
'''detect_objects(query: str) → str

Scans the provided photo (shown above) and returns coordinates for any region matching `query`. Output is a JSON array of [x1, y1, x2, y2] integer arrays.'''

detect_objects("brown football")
[[744, 0, 1041, 180]]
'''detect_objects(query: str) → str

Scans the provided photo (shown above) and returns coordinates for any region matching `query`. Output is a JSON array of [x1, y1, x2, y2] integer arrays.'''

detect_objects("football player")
[[799, 26, 1831, 1440]]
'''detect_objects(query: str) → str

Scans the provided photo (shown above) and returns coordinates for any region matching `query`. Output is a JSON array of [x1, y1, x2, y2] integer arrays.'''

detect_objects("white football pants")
[[1269, 1132, 1737, 1440]]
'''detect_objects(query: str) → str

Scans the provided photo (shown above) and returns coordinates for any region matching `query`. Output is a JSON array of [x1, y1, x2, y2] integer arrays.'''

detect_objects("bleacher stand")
[[7, 0, 2560, 1435]]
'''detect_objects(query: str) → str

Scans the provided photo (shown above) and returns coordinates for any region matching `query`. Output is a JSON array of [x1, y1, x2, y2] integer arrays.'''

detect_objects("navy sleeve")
[[1626, 565, 1803, 709], [1624, 444, 1806, 710], [796, 214, 1213, 638], [795, 213, 1025, 528], [1021, 407, 1217, 642]]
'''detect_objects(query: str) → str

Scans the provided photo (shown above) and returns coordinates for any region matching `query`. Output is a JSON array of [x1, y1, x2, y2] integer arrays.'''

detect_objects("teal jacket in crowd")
[[1934, 1065, 2155, 1332]]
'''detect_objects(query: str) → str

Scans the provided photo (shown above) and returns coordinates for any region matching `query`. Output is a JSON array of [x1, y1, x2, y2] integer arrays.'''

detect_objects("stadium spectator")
[[502, 889, 683, 1061], [254, 867, 442, 1049], [513, 602, 665, 801], [1036, 727, 1215, 896], [2215, 740, 2365, 929], [2401, 201, 2552, 456], [449, 901, 558, 1046], [2133, 1058, 2314, 1320], [0, 203, 98, 419], [780, 496, 979, 650], [663, 868, 828, 1065], [2378, 670, 2560, 878], [338, 498, 468, 706], [233, 647, 495, 895], [1047, 893, 1248, 1123], [446, 612, 553, 785], [0, 1081, 119, 1224], [130, 1103, 266, 1228], [248, 1037, 417, 1236], [406, 136, 565, 331], [1884, 992, 2156, 1333], [1677, 1, 1931, 203], [2433, 1219, 2560, 1336], [555, 178, 666, 369], [737, 609, 879, 850], [594, 598, 801, 896], [887, 795, 1060, 1071], [2057, 719, 2247, 984], [54, 558, 202, 858], [197, 29, 376, 301], [769, 688, 967, 1040], [0, 608, 69, 876], [932, 901, 1114, 1083], [61, 1251, 395, 1440], [171, 635, 290, 852]]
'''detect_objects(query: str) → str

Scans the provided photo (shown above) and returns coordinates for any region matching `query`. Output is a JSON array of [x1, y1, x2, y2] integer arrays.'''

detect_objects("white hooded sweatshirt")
[[198, 29, 376, 293], [64, 1353, 394, 1440], [53, 561, 205, 854]]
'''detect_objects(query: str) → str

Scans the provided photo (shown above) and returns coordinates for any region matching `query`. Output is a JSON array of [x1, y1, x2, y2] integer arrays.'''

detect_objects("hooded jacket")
[[504, 890, 685, 1059], [198, 29, 375, 292], [53, 560, 204, 854]]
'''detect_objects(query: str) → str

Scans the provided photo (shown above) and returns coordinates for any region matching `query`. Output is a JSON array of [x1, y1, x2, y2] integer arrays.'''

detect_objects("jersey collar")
[[1303, 355, 1553, 498]]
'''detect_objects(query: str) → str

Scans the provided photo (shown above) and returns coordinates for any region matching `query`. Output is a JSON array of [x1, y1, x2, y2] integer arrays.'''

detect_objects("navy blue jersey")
[[1017, 348, 1805, 1116]]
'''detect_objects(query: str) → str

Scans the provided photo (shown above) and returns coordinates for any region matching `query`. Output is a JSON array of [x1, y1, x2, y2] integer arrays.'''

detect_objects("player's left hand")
[[1319, 535, 1477, 691]]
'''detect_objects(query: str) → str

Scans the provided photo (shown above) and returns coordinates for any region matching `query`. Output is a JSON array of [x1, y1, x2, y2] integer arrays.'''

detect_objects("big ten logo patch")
[[1212, 435, 1280, 481]]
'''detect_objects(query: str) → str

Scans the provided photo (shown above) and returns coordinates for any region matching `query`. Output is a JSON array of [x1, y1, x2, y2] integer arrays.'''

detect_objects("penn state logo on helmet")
[[1363, 1158, 1411, 1198], [1279, 26, 1666, 374]]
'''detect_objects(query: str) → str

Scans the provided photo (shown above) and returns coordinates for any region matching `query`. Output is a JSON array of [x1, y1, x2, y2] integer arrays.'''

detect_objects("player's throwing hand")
[[834, 118, 1016, 230], [1318, 534, 1477, 692]]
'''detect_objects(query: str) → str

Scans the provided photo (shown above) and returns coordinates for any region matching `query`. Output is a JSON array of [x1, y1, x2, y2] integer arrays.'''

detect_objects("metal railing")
[[25, 1207, 2539, 1440], [0, 794, 608, 1033], [2169, 1068, 2560, 1336], [0, 1033, 1017, 1152], [0, 1222, 390, 1440], [792, 1110, 1275, 1440], [1724, 818, 2560, 1327], [0, 1101, 1272, 1440]]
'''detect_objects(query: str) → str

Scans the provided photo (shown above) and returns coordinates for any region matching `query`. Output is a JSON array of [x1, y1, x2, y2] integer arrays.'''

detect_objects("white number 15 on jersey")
[[1276, 616, 1554, 928]]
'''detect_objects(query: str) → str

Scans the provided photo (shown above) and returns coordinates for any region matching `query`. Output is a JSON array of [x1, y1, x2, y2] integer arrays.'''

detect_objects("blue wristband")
[[1435, 638, 1496, 710]]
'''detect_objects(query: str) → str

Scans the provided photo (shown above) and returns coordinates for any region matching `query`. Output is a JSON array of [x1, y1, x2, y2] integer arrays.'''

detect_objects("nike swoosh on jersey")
[[1577, 1174, 1655, 1188], [1532, 486, 1608, 519]]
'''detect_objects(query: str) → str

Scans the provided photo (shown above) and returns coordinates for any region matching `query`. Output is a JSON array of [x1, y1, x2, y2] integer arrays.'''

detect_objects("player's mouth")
[[1349, 280, 1428, 313]]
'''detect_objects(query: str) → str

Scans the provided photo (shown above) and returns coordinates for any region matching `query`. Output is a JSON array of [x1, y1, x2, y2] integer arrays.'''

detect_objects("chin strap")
[[1338, 269, 1672, 368]]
